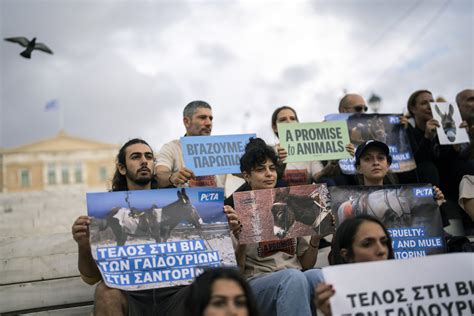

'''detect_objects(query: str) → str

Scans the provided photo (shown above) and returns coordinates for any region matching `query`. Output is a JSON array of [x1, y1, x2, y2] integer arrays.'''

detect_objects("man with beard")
[[155, 100, 226, 188], [71, 139, 239, 315]]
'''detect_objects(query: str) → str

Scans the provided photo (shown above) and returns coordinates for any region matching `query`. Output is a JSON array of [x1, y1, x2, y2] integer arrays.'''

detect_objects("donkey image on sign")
[[271, 186, 333, 239], [434, 103, 456, 142], [98, 188, 203, 246]]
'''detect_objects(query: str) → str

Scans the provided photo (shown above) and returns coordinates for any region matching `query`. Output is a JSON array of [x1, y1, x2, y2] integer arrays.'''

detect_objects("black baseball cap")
[[355, 140, 392, 165]]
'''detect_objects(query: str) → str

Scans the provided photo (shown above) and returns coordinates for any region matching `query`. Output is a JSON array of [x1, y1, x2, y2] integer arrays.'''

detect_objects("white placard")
[[430, 102, 470, 145], [322, 253, 474, 316]]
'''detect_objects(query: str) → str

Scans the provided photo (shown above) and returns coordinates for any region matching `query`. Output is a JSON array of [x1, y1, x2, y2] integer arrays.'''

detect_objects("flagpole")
[[59, 101, 64, 131]]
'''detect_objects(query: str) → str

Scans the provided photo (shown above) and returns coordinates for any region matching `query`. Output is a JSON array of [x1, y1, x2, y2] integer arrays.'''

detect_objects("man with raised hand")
[[156, 100, 225, 188]]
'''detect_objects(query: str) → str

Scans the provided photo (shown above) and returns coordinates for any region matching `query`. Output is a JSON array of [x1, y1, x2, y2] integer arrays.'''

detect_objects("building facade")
[[0, 131, 119, 193]]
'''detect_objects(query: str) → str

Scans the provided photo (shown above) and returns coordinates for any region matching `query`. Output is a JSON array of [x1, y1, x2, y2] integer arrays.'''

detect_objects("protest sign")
[[430, 102, 470, 145], [180, 134, 255, 176], [326, 113, 416, 174], [233, 184, 334, 244], [329, 184, 445, 259], [322, 253, 474, 316], [277, 121, 351, 163], [87, 187, 236, 290]]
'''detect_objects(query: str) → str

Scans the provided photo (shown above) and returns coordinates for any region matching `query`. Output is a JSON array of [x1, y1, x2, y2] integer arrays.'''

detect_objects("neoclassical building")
[[0, 131, 119, 192]]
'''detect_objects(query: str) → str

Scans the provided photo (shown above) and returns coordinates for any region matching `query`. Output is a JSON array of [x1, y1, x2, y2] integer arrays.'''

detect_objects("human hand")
[[433, 186, 446, 206], [314, 282, 335, 316], [224, 205, 242, 238], [72, 216, 92, 248], [345, 143, 355, 157], [170, 167, 195, 186], [399, 115, 409, 129], [275, 144, 288, 161], [424, 119, 440, 139]]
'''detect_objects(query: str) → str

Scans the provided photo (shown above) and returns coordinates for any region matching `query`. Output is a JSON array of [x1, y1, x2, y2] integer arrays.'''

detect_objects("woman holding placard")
[[271, 106, 355, 186], [314, 214, 395, 316], [224, 137, 326, 316]]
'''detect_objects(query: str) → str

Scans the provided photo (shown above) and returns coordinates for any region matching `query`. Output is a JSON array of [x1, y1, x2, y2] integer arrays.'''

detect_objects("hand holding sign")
[[170, 167, 196, 186]]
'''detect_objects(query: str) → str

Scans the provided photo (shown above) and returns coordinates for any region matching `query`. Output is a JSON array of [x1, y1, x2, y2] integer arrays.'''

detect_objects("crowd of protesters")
[[72, 88, 473, 315]]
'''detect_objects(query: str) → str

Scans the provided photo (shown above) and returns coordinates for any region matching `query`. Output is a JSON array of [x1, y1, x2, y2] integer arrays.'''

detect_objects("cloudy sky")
[[1, 0, 472, 152]]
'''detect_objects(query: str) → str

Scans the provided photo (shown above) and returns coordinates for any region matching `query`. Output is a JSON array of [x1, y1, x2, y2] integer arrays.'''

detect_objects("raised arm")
[[72, 216, 101, 284]]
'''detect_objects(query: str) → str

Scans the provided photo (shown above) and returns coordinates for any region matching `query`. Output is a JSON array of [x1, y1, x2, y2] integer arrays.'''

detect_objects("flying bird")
[[4, 37, 53, 59]]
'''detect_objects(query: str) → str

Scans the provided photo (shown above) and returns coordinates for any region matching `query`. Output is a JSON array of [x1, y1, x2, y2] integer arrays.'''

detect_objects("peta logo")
[[199, 192, 222, 202], [413, 187, 433, 197]]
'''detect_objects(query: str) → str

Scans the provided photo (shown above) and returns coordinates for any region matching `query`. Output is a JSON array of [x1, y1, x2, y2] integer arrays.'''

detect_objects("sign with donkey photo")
[[329, 184, 446, 259], [430, 102, 470, 145], [233, 184, 334, 244], [86, 187, 236, 291], [326, 113, 417, 175]]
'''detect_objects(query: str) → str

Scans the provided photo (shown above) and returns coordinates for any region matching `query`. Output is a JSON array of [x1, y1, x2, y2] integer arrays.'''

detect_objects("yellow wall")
[[6, 162, 44, 192]]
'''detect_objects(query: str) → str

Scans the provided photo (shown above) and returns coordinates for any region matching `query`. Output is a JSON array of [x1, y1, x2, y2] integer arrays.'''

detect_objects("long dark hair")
[[111, 138, 158, 192], [407, 89, 432, 117], [329, 214, 394, 265], [271, 106, 299, 137], [186, 268, 260, 316]]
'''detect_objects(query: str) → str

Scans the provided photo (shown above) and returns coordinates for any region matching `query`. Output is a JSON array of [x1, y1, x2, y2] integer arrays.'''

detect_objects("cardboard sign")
[[180, 134, 255, 176], [87, 187, 236, 290], [430, 102, 470, 145], [326, 113, 416, 174], [323, 253, 474, 316], [233, 184, 335, 244], [277, 121, 351, 163], [329, 184, 445, 259]]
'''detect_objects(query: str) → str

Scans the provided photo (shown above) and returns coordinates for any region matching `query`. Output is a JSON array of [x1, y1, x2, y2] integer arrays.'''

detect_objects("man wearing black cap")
[[354, 140, 392, 186]]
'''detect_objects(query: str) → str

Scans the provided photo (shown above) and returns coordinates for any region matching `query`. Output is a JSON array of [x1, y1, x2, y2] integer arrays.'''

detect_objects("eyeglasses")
[[353, 105, 368, 112]]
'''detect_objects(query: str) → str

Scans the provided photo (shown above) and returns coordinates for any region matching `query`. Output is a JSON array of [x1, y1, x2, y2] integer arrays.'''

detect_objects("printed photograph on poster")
[[322, 253, 473, 316], [429, 102, 470, 145], [86, 187, 236, 291], [329, 184, 445, 259], [233, 184, 334, 244], [180, 133, 256, 176], [326, 113, 416, 174]]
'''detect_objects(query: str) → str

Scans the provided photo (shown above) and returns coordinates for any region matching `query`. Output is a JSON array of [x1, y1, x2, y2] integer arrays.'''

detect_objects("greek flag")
[[45, 99, 59, 111]]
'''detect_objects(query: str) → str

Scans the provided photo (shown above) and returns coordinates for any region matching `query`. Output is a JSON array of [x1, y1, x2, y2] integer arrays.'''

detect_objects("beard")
[[126, 168, 152, 186]]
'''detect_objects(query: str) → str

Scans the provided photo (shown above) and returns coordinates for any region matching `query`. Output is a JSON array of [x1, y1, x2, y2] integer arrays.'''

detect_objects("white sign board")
[[322, 253, 474, 316]]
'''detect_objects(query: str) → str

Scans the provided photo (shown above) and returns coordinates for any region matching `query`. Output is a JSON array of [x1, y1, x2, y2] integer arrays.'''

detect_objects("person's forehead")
[[416, 92, 433, 102], [346, 95, 366, 107], [125, 143, 153, 155], [354, 221, 385, 239], [255, 158, 274, 167], [192, 107, 212, 117], [277, 108, 296, 118]]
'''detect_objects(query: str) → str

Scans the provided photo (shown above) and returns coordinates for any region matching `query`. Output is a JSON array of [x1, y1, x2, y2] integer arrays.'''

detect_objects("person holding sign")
[[227, 137, 325, 316], [406, 90, 473, 233], [271, 106, 333, 186], [354, 139, 445, 201], [73, 139, 189, 315], [314, 214, 395, 316], [72, 139, 241, 316], [155, 100, 226, 188]]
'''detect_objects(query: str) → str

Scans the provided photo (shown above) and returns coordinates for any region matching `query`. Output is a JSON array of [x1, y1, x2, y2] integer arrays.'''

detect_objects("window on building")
[[99, 166, 108, 181], [47, 163, 56, 185], [62, 163, 69, 184], [75, 162, 83, 183], [20, 169, 31, 187]]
